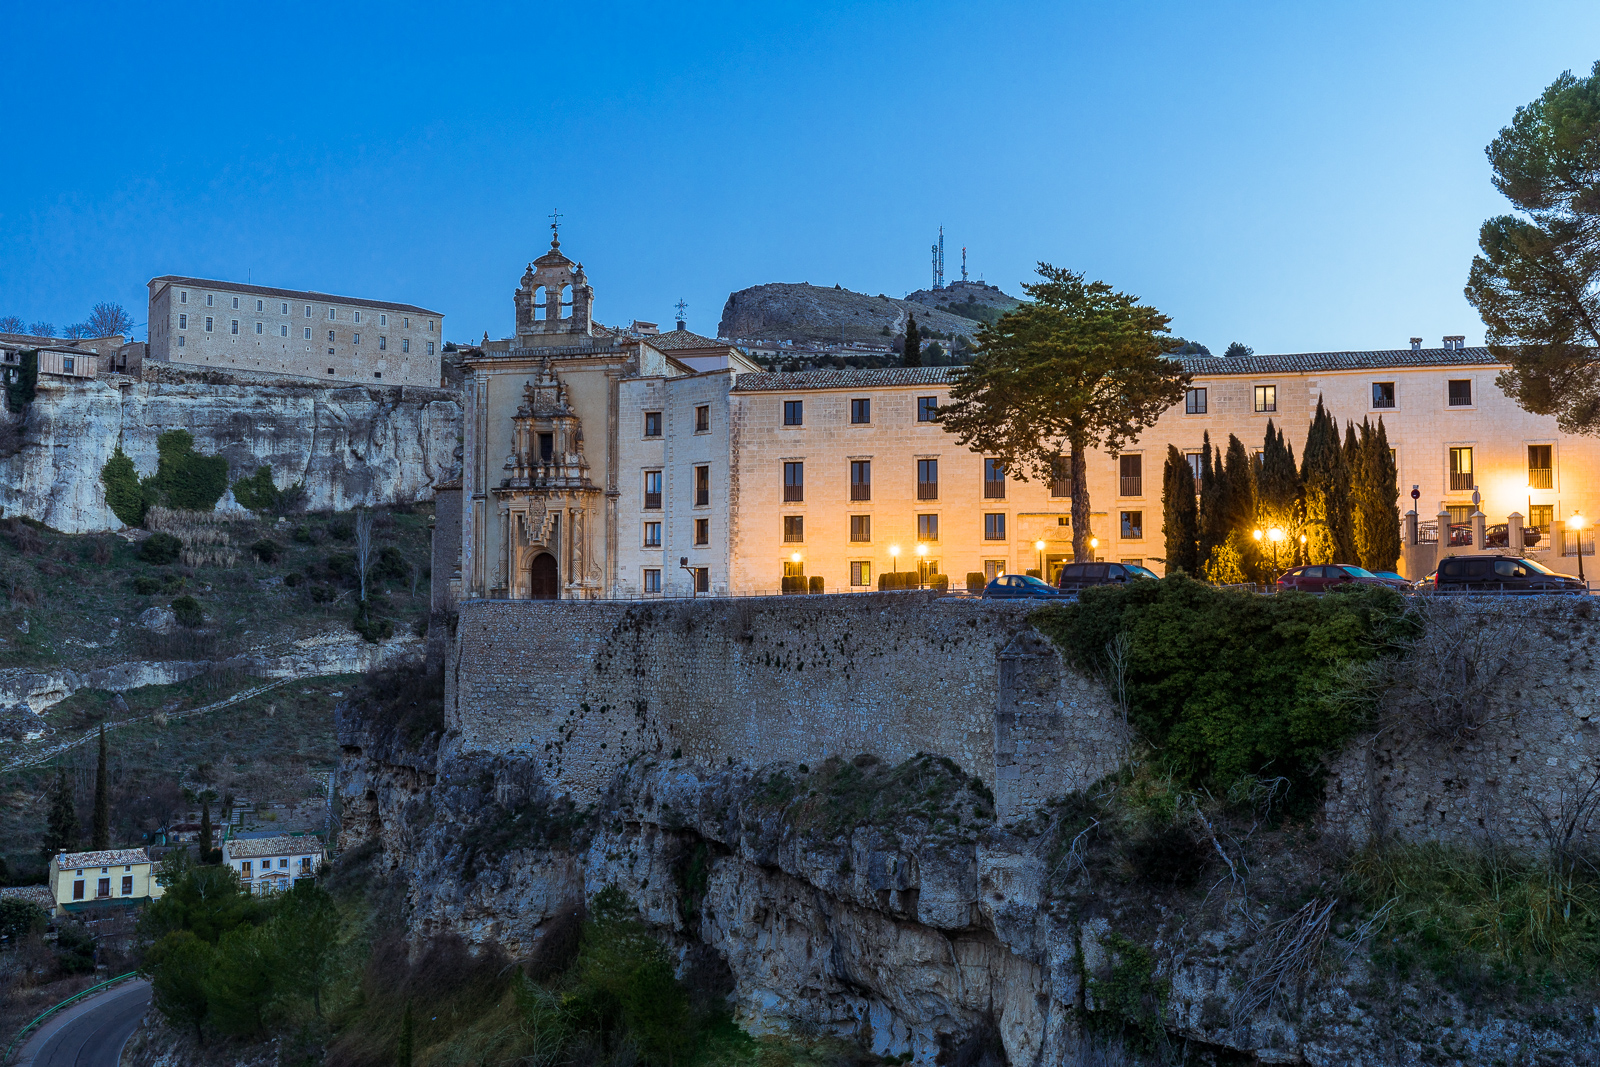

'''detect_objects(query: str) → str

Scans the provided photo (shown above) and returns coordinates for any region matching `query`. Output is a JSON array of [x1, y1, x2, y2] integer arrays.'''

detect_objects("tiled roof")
[[0, 885, 54, 910], [731, 367, 960, 391], [57, 848, 150, 868], [1179, 347, 1500, 376], [0, 332, 122, 349], [149, 276, 443, 317], [226, 835, 321, 859], [646, 328, 735, 351]]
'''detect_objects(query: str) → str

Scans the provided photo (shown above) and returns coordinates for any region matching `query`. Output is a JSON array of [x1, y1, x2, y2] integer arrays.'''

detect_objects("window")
[[328, 330, 336, 342], [784, 516, 804, 542], [1449, 446, 1474, 491], [850, 460, 871, 501], [783, 461, 804, 501], [353, 310, 361, 323], [353, 333, 361, 344], [179, 290, 187, 304], [428, 320, 434, 332], [644, 411, 662, 437], [206, 293, 214, 306], [122, 875, 134, 895], [1121, 511, 1144, 539], [379, 314, 387, 326], [255, 322, 263, 334], [404, 317, 410, 328], [917, 458, 938, 500], [379, 336, 387, 350], [850, 515, 870, 542], [919, 558, 940, 583], [643, 569, 661, 593], [328, 308, 336, 320], [179, 313, 187, 329], [784, 560, 804, 578], [428, 341, 435, 356], [205, 317, 214, 332], [1185, 388, 1207, 414], [98, 877, 110, 897], [304, 305, 312, 317], [73, 880, 84, 900], [1185, 452, 1203, 484], [280, 325, 288, 336], [1051, 455, 1072, 498], [984, 458, 1006, 499], [1530, 504, 1554, 531], [232, 296, 240, 309], [1529, 444, 1553, 488], [984, 513, 1007, 540], [178, 336, 185, 347], [851, 398, 870, 424], [693, 568, 709, 593], [695, 465, 710, 506], [643, 471, 663, 509], [537, 432, 553, 462], [917, 396, 938, 422], [695, 518, 710, 545], [984, 559, 1006, 581], [402, 339, 410, 353], [231, 320, 239, 334], [63, 357, 74, 372], [851, 561, 872, 587], [1448, 379, 1473, 406], [304, 327, 312, 339], [327, 367, 335, 373], [1253, 385, 1277, 412], [695, 405, 710, 432], [281, 302, 289, 314], [1119, 454, 1143, 496], [1372, 382, 1396, 408], [784, 400, 803, 425], [256, 299, 263, 312], [917, 514, 939, 541]]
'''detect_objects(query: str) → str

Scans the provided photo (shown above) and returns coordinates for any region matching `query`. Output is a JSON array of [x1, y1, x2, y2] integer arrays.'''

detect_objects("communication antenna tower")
[[930, 226, 945, 290], [961, 247, 968, 283]]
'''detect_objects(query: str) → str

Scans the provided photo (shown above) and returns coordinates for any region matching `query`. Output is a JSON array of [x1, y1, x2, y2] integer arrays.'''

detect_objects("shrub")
[[310, 584, 335, 603], [1031, 575, 1411, 794], [967, 571, 985, 593], [5, 349, 38, 413], [139, 532, 184, 564], [353, 603, 393, 643], [133, 575, 161, 595], [808, 576, 824, 594], [325, 552, 358, 584], [230, 465, 280, 513], [780, 576, 806, 594], [1026, 568, 1041, 578], [3, 517, 45, 555], [928, 573, 949, 593], [101, 447, 155, 527], [284, 572, 302, 588], [152, 430, 229, 512], [292, 525, 315, 544], [250, 538, 280, 563], [878, 572, 899, 591], [328, 518, 354, 541], [170, 595, 204, 628], [374, 545, 410, 581]]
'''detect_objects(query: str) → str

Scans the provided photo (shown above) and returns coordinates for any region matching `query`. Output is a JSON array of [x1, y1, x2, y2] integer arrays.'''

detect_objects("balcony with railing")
[[1529, 467, 1554, 489], [1120, 475, 1143, 497], [1449, 471, 1475, 492]]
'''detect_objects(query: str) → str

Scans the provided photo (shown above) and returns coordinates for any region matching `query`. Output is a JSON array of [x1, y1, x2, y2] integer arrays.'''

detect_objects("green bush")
[[101, 447, 155, 527], [1031, 575, 1411, 794], [374, 545, 411, 581], [325, 553, 358, 584], [284, 572, 302, 588], [780, 576, 806, 594], [230, 466, 280, 513], [928, 573, 949, 593], [328, 518, 354, 541], [171, 595, 204, 628], [807, 576, 824, 594], [250, 538, 280, 563], [152, 430, 229, 512], [310, 584, 335, 603], [5, 349, 37, 413], [967, 571, 985, 593], [139, 532, 183, 564], [0, 897, 47, 941], [292, 524, 315, 544], [353, 603, 393, 643], [133, 575, 161, 595]]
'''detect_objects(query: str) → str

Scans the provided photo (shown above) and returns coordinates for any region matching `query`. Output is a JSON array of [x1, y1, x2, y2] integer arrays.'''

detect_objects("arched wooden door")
[[529, 552, 559, 599]]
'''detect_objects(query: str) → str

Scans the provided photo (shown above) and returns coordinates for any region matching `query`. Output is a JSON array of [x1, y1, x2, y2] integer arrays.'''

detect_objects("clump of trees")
[[1160, 401, 1400, 581], [100, 430, 231, 527]]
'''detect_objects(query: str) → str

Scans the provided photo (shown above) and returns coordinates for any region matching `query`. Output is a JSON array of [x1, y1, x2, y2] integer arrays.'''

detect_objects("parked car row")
[[979, 554, 1588, 599]]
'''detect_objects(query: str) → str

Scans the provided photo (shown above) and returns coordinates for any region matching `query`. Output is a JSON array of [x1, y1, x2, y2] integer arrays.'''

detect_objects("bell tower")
[[513, 215, 594, 346]]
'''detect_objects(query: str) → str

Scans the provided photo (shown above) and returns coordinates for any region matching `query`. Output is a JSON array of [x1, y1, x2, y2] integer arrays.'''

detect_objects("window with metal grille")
[[1528, 444, 1553, 488], [850, 561, 872, 586], [1185, 388, 1207, 414], [643, 470, 662, 509], [695, 465, 710, 506], [643, 569, 661, 593], [1372, 382, 1395, 408], [784, 561, 804, 578], [784, 516, 804, 542], [1530, 504, 1553, 531], [851, 398, 870, 424], [1253, 385, 1276, 412], [784, 462, 803, 501], [1119, 454, 1142, 496], [1448, 379, 1472, 406], [850, 515, 870, 542], [917, 458, 938, 499], [850, 460, 871, 500], [984, 513, 1006, 540], [984, 458, 1006, 499], [984, 560, 1005, 580], [783, 400, 803, 425], [1050, 454, 1072, 498], [1449, 446, 1474, 491], [917, 514, 939, 541], [917, 396, 938, 422]]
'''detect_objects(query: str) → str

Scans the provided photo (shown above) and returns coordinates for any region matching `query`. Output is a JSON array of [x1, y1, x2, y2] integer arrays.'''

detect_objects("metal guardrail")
[[3, 970, 141, 1064]]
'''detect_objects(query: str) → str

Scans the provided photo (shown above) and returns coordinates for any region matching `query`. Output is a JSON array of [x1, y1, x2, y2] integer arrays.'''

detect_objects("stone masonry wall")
[[449, 593, 1128, 820]]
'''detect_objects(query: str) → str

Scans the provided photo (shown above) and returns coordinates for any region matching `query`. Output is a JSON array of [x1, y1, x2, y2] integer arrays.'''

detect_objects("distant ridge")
[[717, 282, 1014, 345]]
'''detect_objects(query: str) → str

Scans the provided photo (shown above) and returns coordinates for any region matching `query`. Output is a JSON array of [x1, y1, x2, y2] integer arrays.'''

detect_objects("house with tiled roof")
[[47, 848, 164, 915], [221, 834, 324, 894]]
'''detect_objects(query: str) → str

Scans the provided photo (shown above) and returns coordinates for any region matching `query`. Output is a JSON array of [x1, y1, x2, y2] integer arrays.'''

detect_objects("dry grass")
[[146, 507, 244, 567]]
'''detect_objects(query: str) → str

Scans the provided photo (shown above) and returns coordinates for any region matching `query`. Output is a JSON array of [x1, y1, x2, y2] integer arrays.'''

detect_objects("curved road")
[[16, 979, 151, 1067]]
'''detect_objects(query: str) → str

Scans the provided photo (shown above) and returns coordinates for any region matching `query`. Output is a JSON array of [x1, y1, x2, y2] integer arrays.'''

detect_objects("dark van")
[[1431, 554, 1586, 594], [1056, 561, 1160, 592]]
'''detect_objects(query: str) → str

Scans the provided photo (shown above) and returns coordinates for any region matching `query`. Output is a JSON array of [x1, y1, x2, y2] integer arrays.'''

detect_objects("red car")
[[1276, 564, 1406, 593]]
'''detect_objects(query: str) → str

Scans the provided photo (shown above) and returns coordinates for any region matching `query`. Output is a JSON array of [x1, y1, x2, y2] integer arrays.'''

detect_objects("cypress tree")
[[1161, 445, 1200, 575], [1300, 398, 1353, 564], [902, 314, 921, 368], [43, 766, 79, 858], [1340, 423, 1363, 563], [1256, 421, 1299, 531], [1354, 417, 1402, 572], [92, 724, 110, 850], [1197, 432, 1223, 563], [1220, 434, 1257, 537]]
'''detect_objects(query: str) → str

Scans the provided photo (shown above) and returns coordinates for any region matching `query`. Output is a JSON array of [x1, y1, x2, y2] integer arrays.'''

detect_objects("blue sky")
[[4, 1, 1599, 353]]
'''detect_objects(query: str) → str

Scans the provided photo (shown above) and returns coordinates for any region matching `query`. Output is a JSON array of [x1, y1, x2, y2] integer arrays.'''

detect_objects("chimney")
[[676, 319, 685, 331], [1410, 337, 1422, 352], [1444, 334, 1465, 351]]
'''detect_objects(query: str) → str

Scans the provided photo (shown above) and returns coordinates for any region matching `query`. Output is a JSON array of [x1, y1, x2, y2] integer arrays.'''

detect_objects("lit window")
[[1529, 444, 1553, 489], [1253, 385, 1276, 412], [1450, 446, 1474, 491], [851, 561, 872, 586]]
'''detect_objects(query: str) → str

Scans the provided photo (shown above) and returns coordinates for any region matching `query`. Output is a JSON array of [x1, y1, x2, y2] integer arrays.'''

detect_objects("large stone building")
[[456, 243, 1600, 600], [146, 276, 444, 387]]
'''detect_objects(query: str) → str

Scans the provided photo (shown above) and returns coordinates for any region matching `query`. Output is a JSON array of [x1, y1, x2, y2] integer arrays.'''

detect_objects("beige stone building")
[[47, 848, 164, 915], [146, 276, 443, 386]]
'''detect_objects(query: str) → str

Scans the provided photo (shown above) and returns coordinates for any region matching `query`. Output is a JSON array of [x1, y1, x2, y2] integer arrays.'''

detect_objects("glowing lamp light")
[[916, 543, 928, 557], [790, 552, 802, 564], [1089, 537, 1099, 550], [1253, 528, 1263, 542], [1034, 540, 1046, 552], [1570, 513, 1586, 531], [1268, 527, 1285, 543]]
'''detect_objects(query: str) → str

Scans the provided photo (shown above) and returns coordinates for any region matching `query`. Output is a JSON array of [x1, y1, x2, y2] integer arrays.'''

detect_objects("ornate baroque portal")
[[493, 360, 602, 598]]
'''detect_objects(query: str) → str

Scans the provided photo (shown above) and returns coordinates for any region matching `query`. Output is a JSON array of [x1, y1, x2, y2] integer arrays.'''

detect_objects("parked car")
[[1275, 563, 1401, 593], [1427, 554, 1586, 595], [1055, 561, 1160, 592], [983, 573, 1066, 599], [1373, 570, 1409, 587], [1446, 524, 1543, 548]]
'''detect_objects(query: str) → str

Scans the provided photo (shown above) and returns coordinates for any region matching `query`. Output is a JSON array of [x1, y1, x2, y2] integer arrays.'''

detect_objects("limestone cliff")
[[0, 367, 460, 533], [718, 282, 988, 343]]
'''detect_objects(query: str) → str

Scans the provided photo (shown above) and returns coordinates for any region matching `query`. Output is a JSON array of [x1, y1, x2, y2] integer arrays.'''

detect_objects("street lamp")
[[889, 543, 900, 579], [1569, 513, 1587, 585], [1034, 539, 1046, 578], [915, 543, 928, 589], [1264, 526, 1284, 582], [1089, 537, 1099, 561], [1298, 532, 1307, 565]]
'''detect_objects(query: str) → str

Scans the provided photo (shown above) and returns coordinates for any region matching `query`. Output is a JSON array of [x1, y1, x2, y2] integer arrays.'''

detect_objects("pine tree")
[[43, 766, 79, 857], [902, 314, 921, 368], [1300, 398, 1353, 564], [92, 724, 110, 850], [1161, 445, 1200, 575]]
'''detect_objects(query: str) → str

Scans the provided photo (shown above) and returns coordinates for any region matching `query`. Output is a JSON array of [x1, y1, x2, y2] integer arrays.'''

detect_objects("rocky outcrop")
[[0, 369, 460, 533], [718, 282, 987, 343]]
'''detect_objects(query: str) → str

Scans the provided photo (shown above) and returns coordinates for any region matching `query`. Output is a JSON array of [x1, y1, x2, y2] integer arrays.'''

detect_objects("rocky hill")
[[718, 282, 993, 344], [904, 279, 1022, 326]]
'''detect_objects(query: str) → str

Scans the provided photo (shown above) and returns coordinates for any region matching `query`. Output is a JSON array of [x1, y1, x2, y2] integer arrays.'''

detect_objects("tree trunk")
[[1070, 436, 1091, 562]]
